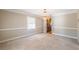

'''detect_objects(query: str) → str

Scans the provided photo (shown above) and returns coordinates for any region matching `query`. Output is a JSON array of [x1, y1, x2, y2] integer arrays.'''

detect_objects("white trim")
[[0, 28, 26, 31], [3, 10, 42, 18], [0, 26, 43, 31], [53, 33, 78, 40], [0, 33, 38, 43], [53, 10, 78, 16], [3, 10, 79, 17], [0, 33, 78, 43], [0, 35, 27, 43], [53, 26, 78, 30], [3, 9, 26, 15]]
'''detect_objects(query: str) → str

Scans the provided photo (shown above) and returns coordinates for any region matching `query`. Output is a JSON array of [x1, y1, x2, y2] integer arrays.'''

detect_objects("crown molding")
[[2, 9, 42, 18], [3, 9, 27, 15], [2, 9, 79, 17], [53, 10, 79, 16]]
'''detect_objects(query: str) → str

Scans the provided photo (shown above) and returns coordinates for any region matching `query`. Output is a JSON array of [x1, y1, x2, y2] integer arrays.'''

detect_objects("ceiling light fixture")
[[43, 9, 47, 13], [43, 9, 50, 20]]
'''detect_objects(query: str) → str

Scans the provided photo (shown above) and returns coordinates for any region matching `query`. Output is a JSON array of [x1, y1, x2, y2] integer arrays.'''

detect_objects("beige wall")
[[0, 10, 27, 28], [77, 13, 79, 41], [0, 10, 43, 41], [53, 13, 77, 39]]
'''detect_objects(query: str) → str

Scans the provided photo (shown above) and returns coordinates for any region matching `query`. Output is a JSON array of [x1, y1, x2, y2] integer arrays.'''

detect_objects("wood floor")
[[0, 33, 79, 50]]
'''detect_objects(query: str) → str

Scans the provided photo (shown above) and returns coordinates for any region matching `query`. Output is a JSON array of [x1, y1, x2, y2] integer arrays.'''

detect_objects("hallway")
[[0, 33, 79, 50]]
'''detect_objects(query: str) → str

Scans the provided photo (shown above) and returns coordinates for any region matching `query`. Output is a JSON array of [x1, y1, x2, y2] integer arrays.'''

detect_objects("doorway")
[[46, 16, 52, 34]]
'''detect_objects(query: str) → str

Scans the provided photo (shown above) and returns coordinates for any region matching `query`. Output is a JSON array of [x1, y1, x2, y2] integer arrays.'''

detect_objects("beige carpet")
[[0, 33, 79, 50]]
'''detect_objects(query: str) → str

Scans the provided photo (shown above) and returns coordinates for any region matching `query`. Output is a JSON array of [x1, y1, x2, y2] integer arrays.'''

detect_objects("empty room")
[[0, 9, 78, 50]]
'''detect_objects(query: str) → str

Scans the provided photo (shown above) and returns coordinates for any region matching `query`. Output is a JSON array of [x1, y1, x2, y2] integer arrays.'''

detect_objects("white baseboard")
[[0, 33, 77, 43], [53, 33, 78, 40], [0, 35, 27, 43], [0, 33, 38, 43]]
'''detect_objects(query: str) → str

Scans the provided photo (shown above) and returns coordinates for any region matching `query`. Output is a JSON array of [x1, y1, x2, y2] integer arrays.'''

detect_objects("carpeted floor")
[[0, 33, 79, 50]]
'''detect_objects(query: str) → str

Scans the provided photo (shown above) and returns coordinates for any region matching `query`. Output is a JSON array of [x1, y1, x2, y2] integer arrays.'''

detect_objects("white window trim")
[[27, 16, 36, 29]]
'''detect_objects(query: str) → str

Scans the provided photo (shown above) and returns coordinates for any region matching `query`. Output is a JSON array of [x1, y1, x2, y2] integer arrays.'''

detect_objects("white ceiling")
[[4, 9, 79, 16]]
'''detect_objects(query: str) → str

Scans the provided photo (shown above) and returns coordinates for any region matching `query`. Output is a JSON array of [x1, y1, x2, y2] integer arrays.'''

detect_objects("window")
[[27, 16, 36, 29]]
